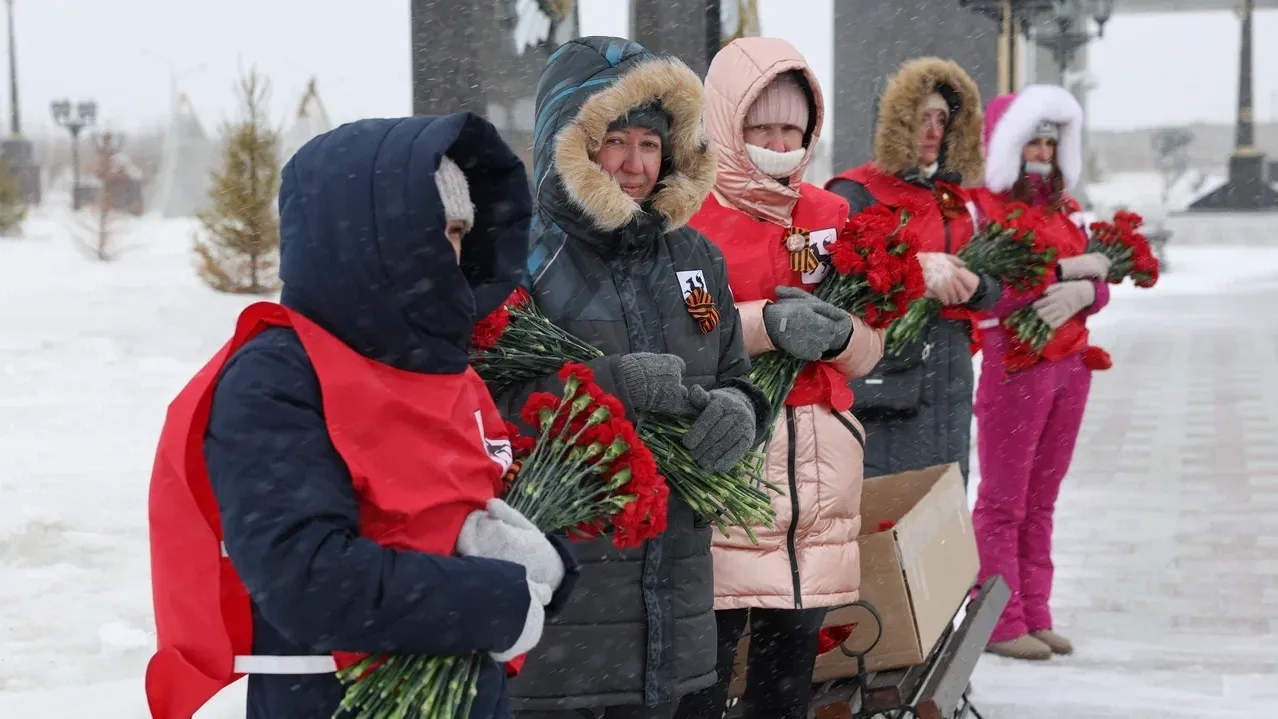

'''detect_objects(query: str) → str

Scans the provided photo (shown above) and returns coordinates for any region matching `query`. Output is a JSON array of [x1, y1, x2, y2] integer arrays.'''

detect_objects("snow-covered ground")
[[2, 198, 1276, 717], [0, 208, 255, 717]]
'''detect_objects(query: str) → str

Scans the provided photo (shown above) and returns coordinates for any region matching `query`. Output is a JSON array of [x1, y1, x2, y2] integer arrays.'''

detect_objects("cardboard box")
[[728, 464, 978, 694]]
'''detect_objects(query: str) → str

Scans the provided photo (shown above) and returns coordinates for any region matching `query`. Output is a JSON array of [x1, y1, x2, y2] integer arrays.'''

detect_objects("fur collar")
[[553, 57, 716, 232], [873, 57, 983, 184]]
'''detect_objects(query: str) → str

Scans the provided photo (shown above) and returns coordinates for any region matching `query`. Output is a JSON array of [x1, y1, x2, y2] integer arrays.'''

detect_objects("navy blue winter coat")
[[203, 114, 563, 719]]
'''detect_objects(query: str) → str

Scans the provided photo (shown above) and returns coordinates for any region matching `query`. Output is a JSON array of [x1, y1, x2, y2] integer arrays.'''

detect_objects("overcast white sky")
[[11, 0, 1278, 136]]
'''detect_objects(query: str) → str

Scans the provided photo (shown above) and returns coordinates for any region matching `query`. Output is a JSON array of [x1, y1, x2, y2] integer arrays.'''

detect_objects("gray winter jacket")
[[492, 37, 764, 712]]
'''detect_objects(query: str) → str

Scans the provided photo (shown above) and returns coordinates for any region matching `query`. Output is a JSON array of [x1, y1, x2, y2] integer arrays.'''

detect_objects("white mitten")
[[1057, 252, 1112, 280], [1032, 280, 1096, 329], [490, 581, 552, 663], [918, 252, 959, 293], [457, 499, 565, 592]]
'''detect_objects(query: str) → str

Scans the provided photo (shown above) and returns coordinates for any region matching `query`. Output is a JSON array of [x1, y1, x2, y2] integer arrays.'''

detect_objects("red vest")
[[831, 164, 977, 255], [970, 190, 1110, 371], [145, 301, 509, 719], [831, 164, 982, 347], [689, 185, 855, 410]]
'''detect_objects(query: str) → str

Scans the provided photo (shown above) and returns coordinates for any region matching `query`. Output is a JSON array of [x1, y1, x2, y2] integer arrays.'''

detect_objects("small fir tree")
[[70, 131, 127, 261], [195, 68, 281, 294], [0, 154, 26, 236]]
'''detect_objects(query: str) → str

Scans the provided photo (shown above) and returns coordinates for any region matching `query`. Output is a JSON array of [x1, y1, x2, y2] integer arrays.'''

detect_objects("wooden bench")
[[725, 576, 1010, 719]]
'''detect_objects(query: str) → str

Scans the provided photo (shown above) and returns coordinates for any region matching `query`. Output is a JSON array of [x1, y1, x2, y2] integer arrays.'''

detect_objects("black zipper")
[[832, 411, 866, 450], [785, 406, 803, 609]]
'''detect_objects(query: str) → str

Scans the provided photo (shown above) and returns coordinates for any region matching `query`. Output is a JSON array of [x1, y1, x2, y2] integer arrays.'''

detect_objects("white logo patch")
[[800, 228, 839, 285], [676, 270, 708, 300], [474, 410, 513, 473]]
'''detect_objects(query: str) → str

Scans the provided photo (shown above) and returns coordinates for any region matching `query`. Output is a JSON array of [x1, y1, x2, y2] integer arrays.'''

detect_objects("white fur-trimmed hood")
[[984, 84, 1084, 193]]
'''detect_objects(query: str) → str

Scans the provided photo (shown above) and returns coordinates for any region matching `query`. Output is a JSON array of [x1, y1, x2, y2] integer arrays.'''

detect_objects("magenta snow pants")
[[973, 352, 1092, 642]]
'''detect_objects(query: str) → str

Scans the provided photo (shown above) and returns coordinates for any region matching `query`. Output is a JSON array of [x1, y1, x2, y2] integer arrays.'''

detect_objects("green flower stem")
[[1004, 306, 1055, 351], [471, 299, 778, 534]]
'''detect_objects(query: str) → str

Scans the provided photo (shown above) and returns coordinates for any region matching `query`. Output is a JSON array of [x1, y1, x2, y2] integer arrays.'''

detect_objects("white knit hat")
[[922, 92, 950, 117], [435, 155, 474, 231]]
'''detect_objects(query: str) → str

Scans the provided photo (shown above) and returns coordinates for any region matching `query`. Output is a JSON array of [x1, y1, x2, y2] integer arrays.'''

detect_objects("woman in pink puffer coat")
[[675, 37, 883, 719]]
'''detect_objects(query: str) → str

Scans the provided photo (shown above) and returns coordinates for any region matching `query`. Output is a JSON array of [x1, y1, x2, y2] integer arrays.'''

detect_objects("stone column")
[[410, 0, 578, 174], [832, 0, 1000, 175], [632, 0, 717, 77], [410, 0, 489, 116]]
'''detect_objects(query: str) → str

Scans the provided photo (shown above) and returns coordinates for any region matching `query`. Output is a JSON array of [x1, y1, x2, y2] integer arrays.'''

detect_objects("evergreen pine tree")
[[0, 154, 27, 237], [195, 68, 281, 294]]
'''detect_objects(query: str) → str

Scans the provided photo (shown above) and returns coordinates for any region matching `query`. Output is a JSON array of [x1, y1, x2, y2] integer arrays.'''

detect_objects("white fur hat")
[[435, 155, 475, 231], [984, 84, 1084, 193]]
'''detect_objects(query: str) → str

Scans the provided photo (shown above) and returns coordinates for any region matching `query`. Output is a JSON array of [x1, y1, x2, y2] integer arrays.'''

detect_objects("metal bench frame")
[[725, 576, 1010, 719]]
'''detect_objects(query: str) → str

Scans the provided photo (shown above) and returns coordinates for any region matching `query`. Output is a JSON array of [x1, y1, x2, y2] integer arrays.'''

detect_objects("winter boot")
[[1031, 630, 1074, 655], [985, 634, 1052, 660]]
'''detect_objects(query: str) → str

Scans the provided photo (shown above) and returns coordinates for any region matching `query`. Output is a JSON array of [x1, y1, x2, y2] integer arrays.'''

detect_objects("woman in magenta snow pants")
[[970, 85, 1116, 661]]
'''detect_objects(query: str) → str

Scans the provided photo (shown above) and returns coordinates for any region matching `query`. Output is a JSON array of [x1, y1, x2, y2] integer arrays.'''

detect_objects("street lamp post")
[[958, 0, 1113, 85], [50, 99, 97, 210], [1027, 0, 1114, 78]]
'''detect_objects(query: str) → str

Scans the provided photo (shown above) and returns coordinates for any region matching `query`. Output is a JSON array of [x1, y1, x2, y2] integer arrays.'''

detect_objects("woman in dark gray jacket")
[[826, 57, 1000, 484], [493, 37, 769, 719]]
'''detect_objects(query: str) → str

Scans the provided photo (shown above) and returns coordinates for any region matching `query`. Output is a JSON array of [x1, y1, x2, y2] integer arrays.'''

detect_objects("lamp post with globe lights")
[[958, 0, 1114, 89], [1028, 0, 1115, 78], [50, 99, 97, 210]]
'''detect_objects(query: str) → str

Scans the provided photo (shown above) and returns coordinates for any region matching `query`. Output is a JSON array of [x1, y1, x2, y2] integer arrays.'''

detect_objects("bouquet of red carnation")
[[470, 290, 775, 541], [469, 288, 603, 383], [884, 203, 1058, 355], [748, 204, 925, 430], [1002, 210, 1161, 353], [336, 362, 668, 719], [1086, 210, 1160, 288]]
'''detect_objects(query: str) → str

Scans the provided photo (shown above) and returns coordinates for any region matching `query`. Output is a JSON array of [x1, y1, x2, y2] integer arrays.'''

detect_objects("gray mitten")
[[763, 286, 854, 361], [618, 353, 692, 416], [457, 499, 566, 593], [491, 580, 551, 663], [682, 385, 757, 473]]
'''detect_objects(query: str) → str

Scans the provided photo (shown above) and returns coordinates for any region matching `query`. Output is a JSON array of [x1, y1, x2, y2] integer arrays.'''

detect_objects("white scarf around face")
[[746, 143, 806, 179], [1024, 160, 1053, 178]]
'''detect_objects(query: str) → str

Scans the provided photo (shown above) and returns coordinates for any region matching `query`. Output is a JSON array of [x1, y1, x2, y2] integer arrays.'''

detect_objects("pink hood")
[[982, 84, 1084, 193], [703, 37, 822, 226]]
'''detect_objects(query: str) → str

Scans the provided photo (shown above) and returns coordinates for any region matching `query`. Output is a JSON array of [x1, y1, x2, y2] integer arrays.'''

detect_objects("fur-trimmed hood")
[[873, 57, 983, 184], [704, 37, 821, 226], [532, 36, 715, 235], [983, 84, 1084, 193]]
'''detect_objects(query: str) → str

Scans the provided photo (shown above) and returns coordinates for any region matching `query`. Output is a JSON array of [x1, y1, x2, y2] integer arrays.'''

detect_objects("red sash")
[[690, 185, 855, 411], [145, 301, 508, 719]]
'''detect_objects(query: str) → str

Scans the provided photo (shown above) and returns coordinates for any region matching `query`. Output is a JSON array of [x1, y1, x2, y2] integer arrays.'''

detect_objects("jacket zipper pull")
[[922, 342, 933, 361]]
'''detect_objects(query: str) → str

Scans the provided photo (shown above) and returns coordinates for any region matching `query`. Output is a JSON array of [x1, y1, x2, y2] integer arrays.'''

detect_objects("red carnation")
[[504, 421, 537, 455], [829, 238, 868, 275], [866, 266, 893, 294], [471, 304, 510, 350], [508, 286, 533, 309], [817, 624, 856, 655], [558, 361, 595, 386], [520, 392, 561, 428]]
